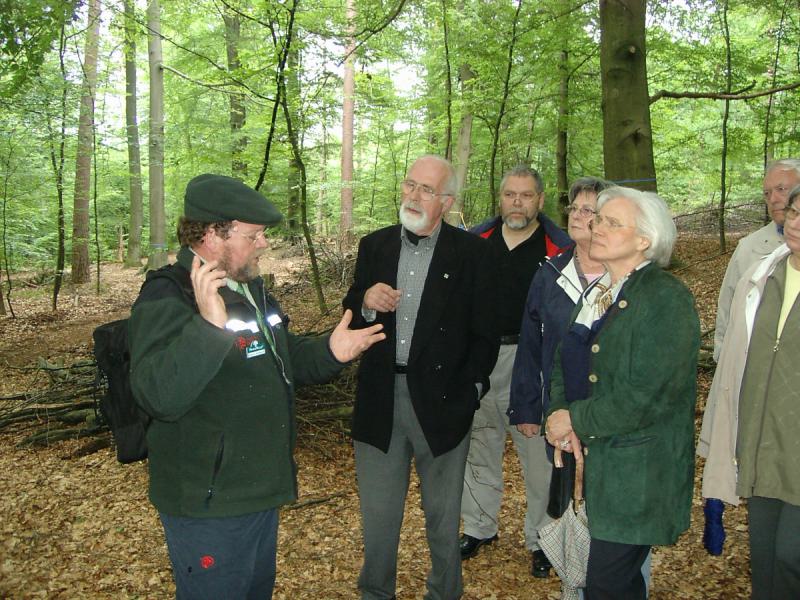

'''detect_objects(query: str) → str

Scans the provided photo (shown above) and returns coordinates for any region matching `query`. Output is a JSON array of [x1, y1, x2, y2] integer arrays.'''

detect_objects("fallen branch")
[[286, 491, 347, 510]]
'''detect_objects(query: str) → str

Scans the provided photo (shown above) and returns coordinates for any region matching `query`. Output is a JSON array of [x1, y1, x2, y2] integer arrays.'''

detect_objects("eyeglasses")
[[785, 203, 800, 222], [401, 179, 447, 202], [502, 190, 539, 202], [564, 204, 596, 219], [589, 213, 636, 230], [763, 185, 791, 200], [232, 228, 268, 245]]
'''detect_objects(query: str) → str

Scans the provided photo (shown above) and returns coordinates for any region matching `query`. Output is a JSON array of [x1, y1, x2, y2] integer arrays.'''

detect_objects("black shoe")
[[460, 533, 498, 559], [531, 549, 551, 578]]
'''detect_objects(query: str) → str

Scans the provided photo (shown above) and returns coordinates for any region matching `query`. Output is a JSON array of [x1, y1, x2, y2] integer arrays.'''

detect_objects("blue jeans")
[[160, 508, 279, 600]]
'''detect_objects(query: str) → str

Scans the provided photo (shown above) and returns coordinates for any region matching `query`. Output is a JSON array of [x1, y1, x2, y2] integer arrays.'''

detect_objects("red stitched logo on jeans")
[[200, 555, 215, 569]]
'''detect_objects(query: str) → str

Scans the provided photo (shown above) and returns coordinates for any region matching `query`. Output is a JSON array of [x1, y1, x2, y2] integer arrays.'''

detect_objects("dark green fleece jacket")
[[129, 246, 344, 518]]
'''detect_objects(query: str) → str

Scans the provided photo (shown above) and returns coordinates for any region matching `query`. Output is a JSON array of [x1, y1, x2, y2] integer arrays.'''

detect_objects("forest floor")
[[0, 234, 751, 599]]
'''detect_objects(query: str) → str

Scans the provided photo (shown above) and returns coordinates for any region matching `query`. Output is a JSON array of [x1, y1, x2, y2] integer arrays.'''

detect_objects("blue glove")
[[703, 498, 725, 556]]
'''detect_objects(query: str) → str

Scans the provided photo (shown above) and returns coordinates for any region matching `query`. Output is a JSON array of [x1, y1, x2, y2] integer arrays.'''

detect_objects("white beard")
[[503, 213, 533, 230], [399, 202, 430, 234]]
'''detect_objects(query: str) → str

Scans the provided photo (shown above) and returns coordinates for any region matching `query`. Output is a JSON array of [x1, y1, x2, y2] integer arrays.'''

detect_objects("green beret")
[[184, 174, 283, 226]]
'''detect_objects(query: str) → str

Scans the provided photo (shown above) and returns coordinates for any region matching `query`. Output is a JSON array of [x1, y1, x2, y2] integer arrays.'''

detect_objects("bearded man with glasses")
[[460, 165, 571, 577], [129, 174, 385, 599], [344, 155, 500, 600]]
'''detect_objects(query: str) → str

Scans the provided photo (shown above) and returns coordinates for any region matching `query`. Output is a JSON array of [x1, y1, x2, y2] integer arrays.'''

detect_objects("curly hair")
[[177, 217, 233, 247]]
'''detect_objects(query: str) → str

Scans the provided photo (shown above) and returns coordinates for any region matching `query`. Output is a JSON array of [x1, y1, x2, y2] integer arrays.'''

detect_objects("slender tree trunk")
[[556, 48, 569, 224], [146, 0, 167, 270], [71, 0, 101, 284], [448, 63, 475, 227], [340, 0, 356, 238], [441, 0, 453, 161], [123, 0, 144, 267], [286, 46, 301, 240], [276, 2, 325, 312], [316, 122, 328, 235], [224, 8, 248, 178], [489, 0, 523, 213], [599, 0, 657, 191], [50, 26, 68, 312], [762, 0, 788, 173], [368, 132, 381, 219], [718, 0, 731, 253]]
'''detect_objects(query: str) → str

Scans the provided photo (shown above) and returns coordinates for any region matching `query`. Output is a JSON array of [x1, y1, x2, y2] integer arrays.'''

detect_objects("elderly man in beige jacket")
[[712, 158, 800, 361]]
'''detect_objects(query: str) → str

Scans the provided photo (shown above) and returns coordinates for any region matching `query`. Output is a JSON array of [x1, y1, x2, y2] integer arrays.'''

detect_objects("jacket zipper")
[[749, 335, 780, 492], [206, 434, 225, 507]]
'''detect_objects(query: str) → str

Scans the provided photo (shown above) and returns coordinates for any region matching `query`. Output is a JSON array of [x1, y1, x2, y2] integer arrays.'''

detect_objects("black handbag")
[[547, 450, 577, 519]]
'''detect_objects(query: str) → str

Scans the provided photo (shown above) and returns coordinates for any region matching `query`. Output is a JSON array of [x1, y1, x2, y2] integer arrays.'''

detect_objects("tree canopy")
[[0, 0, 798, 277]]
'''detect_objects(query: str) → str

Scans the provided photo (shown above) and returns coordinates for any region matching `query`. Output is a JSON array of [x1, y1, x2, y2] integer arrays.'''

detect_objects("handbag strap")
[[573, 453, 585, 504]]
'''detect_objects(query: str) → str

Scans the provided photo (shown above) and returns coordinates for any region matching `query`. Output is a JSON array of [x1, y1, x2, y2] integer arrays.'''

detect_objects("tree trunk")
[[489, 0, 523, 213], [277, 4, 326, 313], [599, 0, 657, 191], [441, 0, 453, 161], [718, 0, 731, 254], [340, 0, 356, 238], [448, 62, 475, 227], [287, 46, 301, 240], [316, 123, 328, 235], [50, 25, 68, 312], [146, 0, 167, 270], [224, 8, 248, 179], [762, 0, 787, 173], [556, 48, 569, 225], [123, 0, 144, 268], [71, 0, 101, 284]]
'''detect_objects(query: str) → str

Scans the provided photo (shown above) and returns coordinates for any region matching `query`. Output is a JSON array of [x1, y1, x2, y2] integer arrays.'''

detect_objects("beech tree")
[[70, 0, 101, 283], [146, 0, 167, 270], [123, 0, 144, 267], [599, 0, 657, 191]]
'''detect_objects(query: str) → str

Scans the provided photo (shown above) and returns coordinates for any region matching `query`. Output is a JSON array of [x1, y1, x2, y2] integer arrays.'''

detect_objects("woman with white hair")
[[544, 187, 700, 600]]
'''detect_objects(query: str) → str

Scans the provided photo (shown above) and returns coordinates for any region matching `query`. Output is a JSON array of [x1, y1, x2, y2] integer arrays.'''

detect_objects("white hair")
[[596, 186, 676, 267], [766, 158, 800, 179], [413, 154, 459, 197]]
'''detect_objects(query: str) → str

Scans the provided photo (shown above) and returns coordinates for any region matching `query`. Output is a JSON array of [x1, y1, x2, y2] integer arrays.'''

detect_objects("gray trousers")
[[748, 496, 800, 600], [355, 374, 470, 600], [461, 344, 552, 550]]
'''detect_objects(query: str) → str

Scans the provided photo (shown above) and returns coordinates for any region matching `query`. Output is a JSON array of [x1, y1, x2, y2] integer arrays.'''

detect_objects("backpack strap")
[[134, 264, 196, 310]]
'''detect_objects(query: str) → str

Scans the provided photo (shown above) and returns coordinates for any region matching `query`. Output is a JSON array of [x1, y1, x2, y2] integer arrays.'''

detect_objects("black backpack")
[[93, 266, 194, 463]]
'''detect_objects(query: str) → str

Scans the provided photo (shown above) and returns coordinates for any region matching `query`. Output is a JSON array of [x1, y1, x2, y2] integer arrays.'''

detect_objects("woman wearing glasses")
[[543, 186, 700, 600], [510, 176, 609, 440], [700, 185, 800, 600]]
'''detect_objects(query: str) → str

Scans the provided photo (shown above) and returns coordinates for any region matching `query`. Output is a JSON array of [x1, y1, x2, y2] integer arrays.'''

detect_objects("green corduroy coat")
[[548, 263, 700, 546]]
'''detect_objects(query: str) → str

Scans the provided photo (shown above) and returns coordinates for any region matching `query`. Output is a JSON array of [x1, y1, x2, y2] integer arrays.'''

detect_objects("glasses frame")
[[564, 204, 597, 219], [502, 190, 539, 202], [401, 179, 448, 202], [231, 228, 267, 245], [589, 213, 637, 231], [785, 203, 800, 222]]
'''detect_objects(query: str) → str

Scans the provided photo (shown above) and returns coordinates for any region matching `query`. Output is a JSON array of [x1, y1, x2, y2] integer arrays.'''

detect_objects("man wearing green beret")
[[129, 174, 385, 599]]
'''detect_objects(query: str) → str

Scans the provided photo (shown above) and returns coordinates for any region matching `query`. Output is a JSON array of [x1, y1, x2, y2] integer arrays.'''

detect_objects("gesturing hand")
[[363, 282, 402, 313], [190, 255, 228, 329], [329, 309, 386, 362]]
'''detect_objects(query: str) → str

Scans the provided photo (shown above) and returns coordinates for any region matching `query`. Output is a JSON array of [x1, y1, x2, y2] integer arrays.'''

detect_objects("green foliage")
[[0, 0, 79, 94], [1, 0, 799, 274]]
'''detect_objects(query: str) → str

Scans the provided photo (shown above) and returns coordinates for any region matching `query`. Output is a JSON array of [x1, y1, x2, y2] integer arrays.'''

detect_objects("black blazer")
[[343, 222, 500, 456]]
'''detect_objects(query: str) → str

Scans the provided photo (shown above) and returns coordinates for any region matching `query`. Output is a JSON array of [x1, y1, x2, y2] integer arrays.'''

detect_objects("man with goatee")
[[343, 155, 500, 600]]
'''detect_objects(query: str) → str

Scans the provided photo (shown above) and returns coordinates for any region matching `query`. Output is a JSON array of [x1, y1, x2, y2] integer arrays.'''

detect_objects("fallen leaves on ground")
[[0, 235, 750, 599]]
